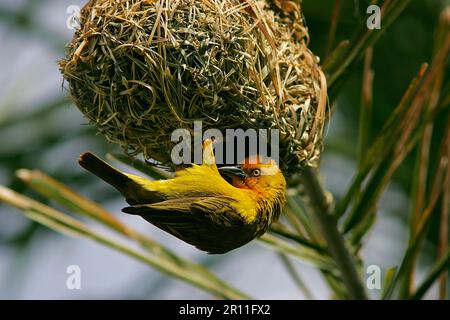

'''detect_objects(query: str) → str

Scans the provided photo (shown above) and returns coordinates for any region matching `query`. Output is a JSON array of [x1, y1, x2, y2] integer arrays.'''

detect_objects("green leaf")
[[411, 249, 450, 300], [381, 267, 398, 300]]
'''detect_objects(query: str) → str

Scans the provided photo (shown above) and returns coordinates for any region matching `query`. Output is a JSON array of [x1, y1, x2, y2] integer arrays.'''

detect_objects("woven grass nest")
[[59, 0, 327, 175]]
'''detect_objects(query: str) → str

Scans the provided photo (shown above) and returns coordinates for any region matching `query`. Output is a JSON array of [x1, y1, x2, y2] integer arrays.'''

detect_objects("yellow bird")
[[78, 140, 286, 254]]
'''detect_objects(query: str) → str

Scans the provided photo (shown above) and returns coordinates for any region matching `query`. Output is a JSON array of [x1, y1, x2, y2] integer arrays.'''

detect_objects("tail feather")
[[78, 152, 131, 191], [78, 152, 163, 204]]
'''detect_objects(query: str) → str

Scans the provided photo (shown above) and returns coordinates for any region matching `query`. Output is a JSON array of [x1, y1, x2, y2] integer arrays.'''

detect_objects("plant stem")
[[299, 167, 368, 300], [334, 63, 429, 220], [0, 185, 249, 300], [259, 234, 334, 271], [278, 253, 314, 299], [411, 249, 450, 300], [438, 144, 450, 299], [326, 0, 412, 95], [325, 0, 341, 58], [357, 47, 374, 169], [269, 224, 327, 253]]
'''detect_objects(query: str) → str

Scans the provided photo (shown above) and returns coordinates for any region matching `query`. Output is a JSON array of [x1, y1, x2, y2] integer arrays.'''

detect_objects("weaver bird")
[[78, 140, 286, 253]]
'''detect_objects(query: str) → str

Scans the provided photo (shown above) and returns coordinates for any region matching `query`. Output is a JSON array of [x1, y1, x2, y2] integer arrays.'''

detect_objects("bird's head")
[[219, 156, 286, 227], [218, 156, 286, 196]]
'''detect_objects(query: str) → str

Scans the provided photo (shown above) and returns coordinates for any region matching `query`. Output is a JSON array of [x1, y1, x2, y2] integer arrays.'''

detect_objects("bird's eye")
[[252, 169, 261, 177]]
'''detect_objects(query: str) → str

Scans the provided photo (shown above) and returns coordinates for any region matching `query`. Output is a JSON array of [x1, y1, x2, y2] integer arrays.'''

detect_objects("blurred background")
[[0, 0, 448, 299]]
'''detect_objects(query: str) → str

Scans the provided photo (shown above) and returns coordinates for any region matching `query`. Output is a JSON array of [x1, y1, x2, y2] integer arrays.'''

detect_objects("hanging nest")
[[59, 0, 327, 175]]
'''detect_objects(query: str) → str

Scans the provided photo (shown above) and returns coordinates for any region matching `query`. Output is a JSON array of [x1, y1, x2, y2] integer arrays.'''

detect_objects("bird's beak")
[[218, 166, 247, 179]]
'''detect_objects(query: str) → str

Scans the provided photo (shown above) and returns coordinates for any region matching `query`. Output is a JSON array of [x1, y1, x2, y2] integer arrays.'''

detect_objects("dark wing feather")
[[122, 196, 257, 254]]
